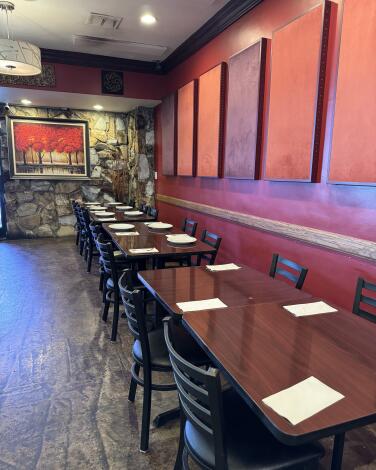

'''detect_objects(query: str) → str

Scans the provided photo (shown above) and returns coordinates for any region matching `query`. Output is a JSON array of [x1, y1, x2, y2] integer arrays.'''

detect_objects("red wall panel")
[[177, 81, 197, 176], [225, 39, 266, 179], [329, 0, 376, 184], [161, 93, 176, 176], [154, 0, 376, 312], [196, 63, 226, 177], [265, 3, 329, 181]]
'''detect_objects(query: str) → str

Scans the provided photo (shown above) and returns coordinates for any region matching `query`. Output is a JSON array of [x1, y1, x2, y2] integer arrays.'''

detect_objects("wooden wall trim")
[[157, 194, 376, 262]]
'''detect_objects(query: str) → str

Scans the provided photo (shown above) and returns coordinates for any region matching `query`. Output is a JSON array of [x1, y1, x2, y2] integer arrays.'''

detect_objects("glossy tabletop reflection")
[[138, 265, 311, 315], [183, 303, 376, 444], [104, 222, 216, 258]]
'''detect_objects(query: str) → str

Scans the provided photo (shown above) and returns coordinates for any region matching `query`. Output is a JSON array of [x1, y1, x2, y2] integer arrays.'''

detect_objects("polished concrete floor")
[[0, 238, 375, 470]]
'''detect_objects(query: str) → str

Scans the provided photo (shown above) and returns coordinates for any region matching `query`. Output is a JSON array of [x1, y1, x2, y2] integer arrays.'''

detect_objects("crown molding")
[[41, 48, 161, 74], [41, 0, 263, 75], [161, 0, 263, 73]]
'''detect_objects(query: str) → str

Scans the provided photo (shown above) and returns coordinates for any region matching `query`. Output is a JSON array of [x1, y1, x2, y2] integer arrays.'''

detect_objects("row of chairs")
[[139, 202, 159, 219]]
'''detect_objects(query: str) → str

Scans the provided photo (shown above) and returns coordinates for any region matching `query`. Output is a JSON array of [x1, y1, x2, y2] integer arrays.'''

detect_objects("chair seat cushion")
[[132, 327, 171, 368], [185, 390, 324, 470]]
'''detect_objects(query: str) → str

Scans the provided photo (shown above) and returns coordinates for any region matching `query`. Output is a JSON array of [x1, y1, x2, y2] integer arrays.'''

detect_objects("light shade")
[[0, 39, 41, 75]]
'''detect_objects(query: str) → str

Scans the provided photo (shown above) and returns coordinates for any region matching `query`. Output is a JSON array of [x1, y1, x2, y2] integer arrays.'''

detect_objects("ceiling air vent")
[[72, 35, 168, 60], [86, 12, 123, 30]]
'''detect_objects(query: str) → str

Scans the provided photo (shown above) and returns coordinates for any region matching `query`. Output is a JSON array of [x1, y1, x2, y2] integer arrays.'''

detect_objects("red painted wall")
[[3, 62, 166, 100], [155, 0, 376, 311]]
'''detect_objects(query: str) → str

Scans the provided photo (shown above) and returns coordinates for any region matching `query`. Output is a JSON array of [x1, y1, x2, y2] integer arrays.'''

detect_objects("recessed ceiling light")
[[21, 99, 32, 105], [140, 13, 156, 25], [93, 104, 103, 111]]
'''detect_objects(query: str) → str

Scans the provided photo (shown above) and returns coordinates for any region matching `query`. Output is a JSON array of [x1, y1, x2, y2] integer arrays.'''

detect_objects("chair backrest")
[[89, 223, 104, 249], [182, 218, 198, 237], [96, 234, 120, 285], [198, 230, 222, 265], [163, 317, 227, 470], [128, 199, 135, 207], [119, 274, 153, 370], [269, 253, 308, 290], [352, 277, 376, 323], [139, 202, 146, 212], [73, 203, 82, 228], [148, 207, 158, 219]]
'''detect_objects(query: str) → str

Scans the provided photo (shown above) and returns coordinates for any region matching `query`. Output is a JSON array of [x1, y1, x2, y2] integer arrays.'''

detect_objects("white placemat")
[[283, 301, 337, 317], [206, 263, 241, 272], [177, 298, 228, 313], [262, 376, 344, 425]]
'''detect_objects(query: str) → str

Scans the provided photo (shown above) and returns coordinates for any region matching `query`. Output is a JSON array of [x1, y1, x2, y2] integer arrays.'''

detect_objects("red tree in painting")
[[13, 123, 84, 172]]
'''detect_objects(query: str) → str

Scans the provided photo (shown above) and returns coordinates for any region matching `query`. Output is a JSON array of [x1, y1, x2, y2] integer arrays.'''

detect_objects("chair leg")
[[128, 363, 140, 402], [99, 270, 104, 292], [102, 275, 109, 303], [75, 229, 79, 246], [140, 371, 152, 453], [84, 240, 88, 261], [110, 292, 120, 342], [79, 237, 84, 256], [102, 284, 110, 322], [174, 409, 186, 470], [182, 447, 190, 470], [87, 244, 93, 273]]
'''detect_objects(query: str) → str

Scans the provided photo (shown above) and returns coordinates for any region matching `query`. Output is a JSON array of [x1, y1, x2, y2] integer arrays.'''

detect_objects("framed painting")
[[224, 38, 267, 179], [328, 0, 376, 185], [161, 92, 177, 176], [197, 63, 226, 178], [177, 80, 197, 176], [7, 116, 90, 180], [264, 2, 332, 182]]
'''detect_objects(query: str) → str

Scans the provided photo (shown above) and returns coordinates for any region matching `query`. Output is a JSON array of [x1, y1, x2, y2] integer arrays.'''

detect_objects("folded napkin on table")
[[262, 376, 344, 425]]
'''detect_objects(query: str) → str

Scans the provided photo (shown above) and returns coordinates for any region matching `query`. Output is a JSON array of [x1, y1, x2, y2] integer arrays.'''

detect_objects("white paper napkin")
[[262, 376, 344, 425], [206, 263, 241, 272], [129, 248, 159, 254], [283, 301, 337, 317], [115, 231, 140, 236], [97, 218, 117, 222], [144, 222, 151, 226], [176, 298, 228, 313]]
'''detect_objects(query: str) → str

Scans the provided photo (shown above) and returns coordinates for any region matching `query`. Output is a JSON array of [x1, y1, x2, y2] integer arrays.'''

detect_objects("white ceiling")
[[7, 0, 231, 61], [0, 88, 161, 112]]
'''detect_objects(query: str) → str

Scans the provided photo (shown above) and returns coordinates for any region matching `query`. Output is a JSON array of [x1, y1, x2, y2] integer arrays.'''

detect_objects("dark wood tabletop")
[[182, 303, 376, 447], [138, 265, 312, 315], [103, 222, 217, 259], [89, 209, 156, 223]]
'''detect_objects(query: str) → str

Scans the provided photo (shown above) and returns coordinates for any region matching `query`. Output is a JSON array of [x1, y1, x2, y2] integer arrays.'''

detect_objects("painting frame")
[[7, 116, 91, 180]]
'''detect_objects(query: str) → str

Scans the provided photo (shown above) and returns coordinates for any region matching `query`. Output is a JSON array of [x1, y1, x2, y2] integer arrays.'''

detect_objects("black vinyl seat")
[[353, 277, 376, 323], [269, 253, 308, 289], [132, 327, 171, 368], [163, 317, 325, 470]]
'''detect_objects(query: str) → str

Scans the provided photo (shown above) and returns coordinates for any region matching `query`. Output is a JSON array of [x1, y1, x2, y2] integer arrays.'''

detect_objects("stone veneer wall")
[[0, 106, 155, 238]]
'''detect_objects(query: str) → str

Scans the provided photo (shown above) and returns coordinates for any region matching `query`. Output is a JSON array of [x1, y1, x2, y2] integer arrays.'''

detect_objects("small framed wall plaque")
[[101, 70, 124, 95]]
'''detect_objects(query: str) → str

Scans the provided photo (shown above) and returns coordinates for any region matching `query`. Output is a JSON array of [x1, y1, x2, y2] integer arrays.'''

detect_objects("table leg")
[[331, 433, 345, 470], [153, 407, 180, 427]]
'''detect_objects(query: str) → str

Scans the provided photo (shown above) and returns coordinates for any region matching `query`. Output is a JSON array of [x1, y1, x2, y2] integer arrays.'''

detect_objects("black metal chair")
[[77, 206, 91, 259], [269, 253, 308, 290], [196, 230, 222, 266], [352, 277, 376, 323], [97, 235, 131, 342], [163, 317, 325, 470], [119, 276, 176, 453], [148, 207, 158, 219], [182, 218, 198, 237]]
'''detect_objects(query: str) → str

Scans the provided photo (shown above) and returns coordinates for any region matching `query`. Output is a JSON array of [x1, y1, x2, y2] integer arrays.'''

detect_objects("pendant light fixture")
[[0, 1, 41, 76]]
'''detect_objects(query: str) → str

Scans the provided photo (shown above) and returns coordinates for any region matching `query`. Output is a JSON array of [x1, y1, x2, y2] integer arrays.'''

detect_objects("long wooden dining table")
[[103, 222, 216, 264], [138, 265, 376, 470], [137, 264, 311, 316], [90, 210, 156, 224]]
